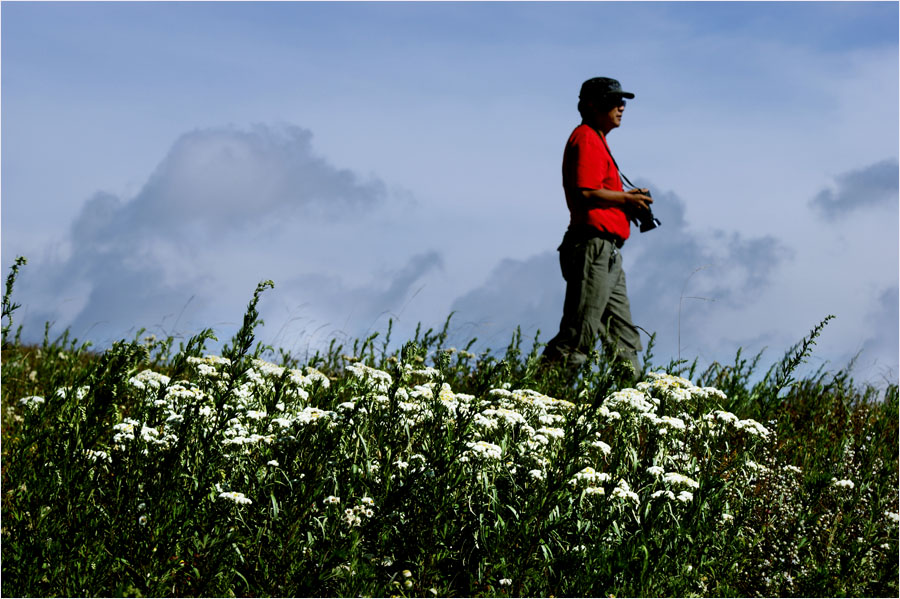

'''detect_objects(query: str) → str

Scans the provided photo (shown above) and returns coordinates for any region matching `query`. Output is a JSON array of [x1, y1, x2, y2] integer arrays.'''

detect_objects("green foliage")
[[2, 260, 898, 597], [2, 255, 27, 348]]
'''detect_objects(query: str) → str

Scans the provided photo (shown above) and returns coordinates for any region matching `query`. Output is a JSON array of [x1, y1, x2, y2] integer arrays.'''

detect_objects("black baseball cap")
[[579, 77, 635, 101]]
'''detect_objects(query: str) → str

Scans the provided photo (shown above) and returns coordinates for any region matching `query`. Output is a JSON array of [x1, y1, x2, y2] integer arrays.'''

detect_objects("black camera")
[[629, 189, 661, 233]]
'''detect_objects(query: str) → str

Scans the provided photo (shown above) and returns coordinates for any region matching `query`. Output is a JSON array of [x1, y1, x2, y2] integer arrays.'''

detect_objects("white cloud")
[[12, 125, 440, 350]]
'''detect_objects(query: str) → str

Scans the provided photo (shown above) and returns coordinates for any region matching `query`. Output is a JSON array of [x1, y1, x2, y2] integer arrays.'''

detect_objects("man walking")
[[542, 77, 652, 379]]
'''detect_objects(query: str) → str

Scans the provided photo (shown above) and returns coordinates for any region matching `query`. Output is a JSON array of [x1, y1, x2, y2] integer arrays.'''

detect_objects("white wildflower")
[[735, 418, 770, 439], [611, 479, 640, 505], [529, 434, 550, 447], [460, 440, 503, 462], [528, 469, 545, 481], [129, 370, 171, 391], [536, 426, 565, 440], [347, 362, 393, 392], [705, 410, 739, 425], [251, 358, 285, 379], [693, 386, 727, 401], [222, 433, 273, 447], [473, 413, 499, 431], [659, 415, 686, 431], [538, 413, 565, 426], [745, 460, 769, 474], [84, 449, 111, 464], [591, 439, 612, 456], [482, 407, 527, 427], [663, 471, 700, 489], [112, 418, 140, 443], [56, 386, 90, 401], [303, 366, 331, 388], [295, 407, 337, 425], [831, 478, 855, 490], [644, 372, 695, 402], [675, 490, 694, 503], [342, 508, 362, 527], [641, 412, 661, 426], [569, 466, 611, 487], [165, 411, 184, 423], [218, 491, 252, 505], [18, 396, 45, 409], [604, 388, 655, 413], [166, 384, 205, 403], [405, 365, 440, 380], [195, 364, 219, 378]]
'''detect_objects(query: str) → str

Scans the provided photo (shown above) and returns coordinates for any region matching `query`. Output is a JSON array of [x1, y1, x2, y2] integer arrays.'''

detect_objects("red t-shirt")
[[562, 123, 631, 240]]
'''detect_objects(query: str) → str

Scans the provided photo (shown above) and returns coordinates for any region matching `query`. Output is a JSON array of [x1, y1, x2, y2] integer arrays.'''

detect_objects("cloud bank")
[[14, 124, 439, 350], [9, 124, 897, 385]]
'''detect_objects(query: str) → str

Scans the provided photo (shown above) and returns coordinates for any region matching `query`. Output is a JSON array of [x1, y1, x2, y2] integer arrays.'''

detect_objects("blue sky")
[[2, 1, 898, 384]]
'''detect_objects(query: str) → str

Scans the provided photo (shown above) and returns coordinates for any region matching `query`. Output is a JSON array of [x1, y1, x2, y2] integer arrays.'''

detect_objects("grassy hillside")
[[2, 263, 897, 597]]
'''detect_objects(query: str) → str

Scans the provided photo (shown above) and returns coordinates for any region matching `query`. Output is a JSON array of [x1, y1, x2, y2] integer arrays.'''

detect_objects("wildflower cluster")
[[1, 268, 895, 599], [569, 466, 610, 495], [218, 491, 252, 505], [340, 496, 376, 528]]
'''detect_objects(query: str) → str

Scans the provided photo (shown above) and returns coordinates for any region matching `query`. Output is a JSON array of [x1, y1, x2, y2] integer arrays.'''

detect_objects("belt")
[[564, 225, 625, 249]]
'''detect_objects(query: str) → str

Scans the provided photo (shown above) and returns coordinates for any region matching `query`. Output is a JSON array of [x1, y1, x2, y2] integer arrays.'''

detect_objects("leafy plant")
[[2, 258, 897, 597]]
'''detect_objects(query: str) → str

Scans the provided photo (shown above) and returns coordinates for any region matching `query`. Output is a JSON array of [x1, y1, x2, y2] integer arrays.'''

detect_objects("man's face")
[[599, 96, 626, 130]]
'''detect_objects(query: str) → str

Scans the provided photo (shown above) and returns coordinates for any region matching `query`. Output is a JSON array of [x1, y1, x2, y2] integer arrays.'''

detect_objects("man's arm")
[[577, 187, 653, 212]]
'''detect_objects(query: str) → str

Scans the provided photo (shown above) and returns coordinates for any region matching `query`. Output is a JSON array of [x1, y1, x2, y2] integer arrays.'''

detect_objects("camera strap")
[[595, 128, 638, 191], [594, 126, 661, 233]]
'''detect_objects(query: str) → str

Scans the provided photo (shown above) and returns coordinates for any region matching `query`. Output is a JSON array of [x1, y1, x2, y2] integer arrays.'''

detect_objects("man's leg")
[[543, 237, 615, 374], [601, 254, 643, 378]]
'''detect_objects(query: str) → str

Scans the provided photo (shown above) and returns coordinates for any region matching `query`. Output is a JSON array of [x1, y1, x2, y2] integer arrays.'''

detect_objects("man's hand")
[[624, 188, 653, 212]]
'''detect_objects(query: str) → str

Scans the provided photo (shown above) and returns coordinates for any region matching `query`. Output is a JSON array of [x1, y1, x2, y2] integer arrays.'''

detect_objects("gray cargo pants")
[[543, 230, 643, 376]]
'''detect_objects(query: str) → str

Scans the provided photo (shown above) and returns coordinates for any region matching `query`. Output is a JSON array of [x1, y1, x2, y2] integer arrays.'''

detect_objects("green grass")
[[2, 261, 898, 597]]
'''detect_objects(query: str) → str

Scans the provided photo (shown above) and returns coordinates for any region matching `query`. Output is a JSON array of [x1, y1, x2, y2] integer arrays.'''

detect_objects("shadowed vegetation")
[[2, 258, 897, 597]]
